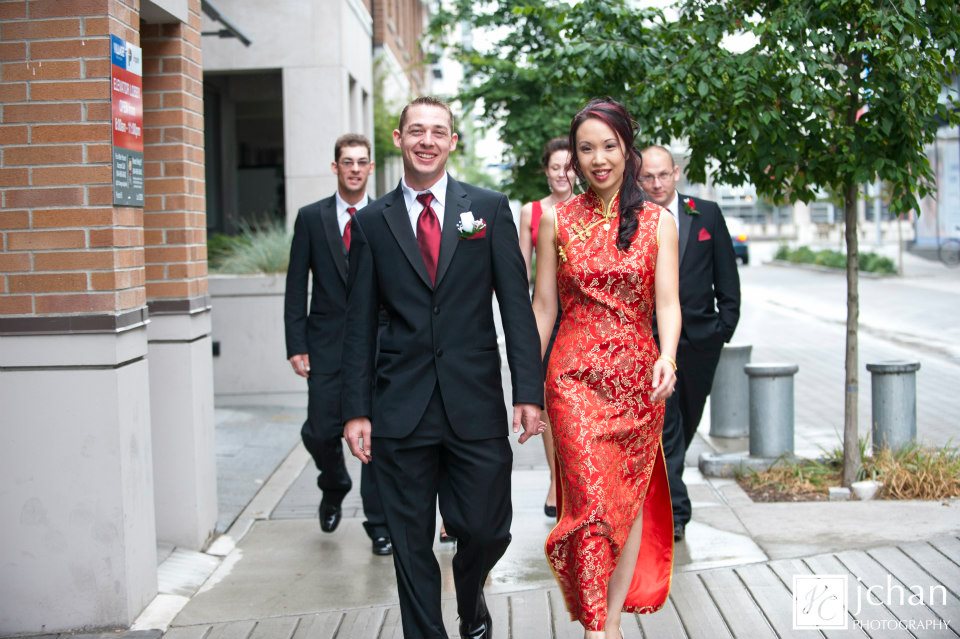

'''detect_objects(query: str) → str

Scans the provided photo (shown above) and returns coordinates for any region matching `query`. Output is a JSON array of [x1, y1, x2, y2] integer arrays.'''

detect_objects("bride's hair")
[[568, 98, 645, 251]]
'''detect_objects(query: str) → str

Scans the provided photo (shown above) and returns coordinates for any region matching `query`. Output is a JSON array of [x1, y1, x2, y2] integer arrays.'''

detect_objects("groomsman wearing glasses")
[[284, 133, 392, 556], [640, 145, 741, 543]]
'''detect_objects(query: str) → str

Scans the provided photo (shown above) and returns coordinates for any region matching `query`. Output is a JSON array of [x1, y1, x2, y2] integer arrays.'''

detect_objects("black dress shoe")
[[371, 536, 393, 556], [544, 503, 557, 518], [319, 500, 341, 533], [673, 522, 685, 542], [458, 611, 492, 639]]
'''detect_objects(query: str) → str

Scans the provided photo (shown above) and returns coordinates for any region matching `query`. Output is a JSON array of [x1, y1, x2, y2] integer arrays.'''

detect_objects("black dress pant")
[[373, 384, 513, 639], [662, 340, 722, 527], [301, 425, 389, 540]]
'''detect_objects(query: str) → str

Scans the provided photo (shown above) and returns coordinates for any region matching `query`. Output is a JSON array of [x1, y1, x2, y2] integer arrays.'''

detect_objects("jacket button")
[[433, 306, 440, 315], [436, 349, 443, 357]]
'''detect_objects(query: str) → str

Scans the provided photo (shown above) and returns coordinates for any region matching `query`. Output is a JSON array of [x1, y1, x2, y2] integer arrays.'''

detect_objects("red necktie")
[[416, 192, 440, 283], [343, 206, 357, 251]]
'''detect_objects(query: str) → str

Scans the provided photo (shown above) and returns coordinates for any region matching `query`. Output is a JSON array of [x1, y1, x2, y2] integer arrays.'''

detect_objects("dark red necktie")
[[343, 206, 357, 251], [416, 192, 440, 283]]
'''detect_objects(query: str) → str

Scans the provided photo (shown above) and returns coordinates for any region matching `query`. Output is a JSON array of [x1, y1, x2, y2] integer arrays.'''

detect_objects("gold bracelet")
[[658, 355, 677, 371]]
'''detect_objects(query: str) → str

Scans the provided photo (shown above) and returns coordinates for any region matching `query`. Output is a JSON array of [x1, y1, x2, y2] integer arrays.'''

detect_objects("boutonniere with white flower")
[[457, 211, 487, 239], [683, 197, 699, 216]]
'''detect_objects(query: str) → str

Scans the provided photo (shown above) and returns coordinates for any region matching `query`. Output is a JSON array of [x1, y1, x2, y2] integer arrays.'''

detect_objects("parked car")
[[725, 217, 750, 265]]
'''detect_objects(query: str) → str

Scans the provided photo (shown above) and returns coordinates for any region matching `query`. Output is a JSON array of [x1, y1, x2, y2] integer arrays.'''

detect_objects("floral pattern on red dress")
[[545, 190, 674, 630]]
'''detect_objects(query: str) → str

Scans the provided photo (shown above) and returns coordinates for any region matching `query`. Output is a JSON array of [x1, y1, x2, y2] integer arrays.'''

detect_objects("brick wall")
[[141, 1, 207, 303], [372, 0, 427, 96], [0, 0, 145, 317]]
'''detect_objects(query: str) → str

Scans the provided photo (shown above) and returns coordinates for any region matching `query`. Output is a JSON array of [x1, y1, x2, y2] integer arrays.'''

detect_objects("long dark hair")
[[568, 98, 645, 251]]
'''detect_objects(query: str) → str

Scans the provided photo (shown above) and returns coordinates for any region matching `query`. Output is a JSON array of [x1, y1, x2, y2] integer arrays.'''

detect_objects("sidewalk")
[[123, 398, 960, 638], [33, 259, 960, 638]]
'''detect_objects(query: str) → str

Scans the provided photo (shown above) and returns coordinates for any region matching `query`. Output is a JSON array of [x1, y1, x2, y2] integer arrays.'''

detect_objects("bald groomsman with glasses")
[[640, 145, 741, 544]]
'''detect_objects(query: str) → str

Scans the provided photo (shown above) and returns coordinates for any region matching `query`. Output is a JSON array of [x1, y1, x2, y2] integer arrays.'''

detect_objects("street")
[[735, 244, 959, 457]]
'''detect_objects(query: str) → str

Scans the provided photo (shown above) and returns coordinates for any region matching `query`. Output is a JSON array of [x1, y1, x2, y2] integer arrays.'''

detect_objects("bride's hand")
[[650, 359, 676, 403]]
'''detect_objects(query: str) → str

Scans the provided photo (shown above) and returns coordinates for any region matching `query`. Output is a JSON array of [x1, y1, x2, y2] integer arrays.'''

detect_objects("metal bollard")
[[709, 344, 752, 438], [866, 360, 920, 454], [745, 363, 799, 458]]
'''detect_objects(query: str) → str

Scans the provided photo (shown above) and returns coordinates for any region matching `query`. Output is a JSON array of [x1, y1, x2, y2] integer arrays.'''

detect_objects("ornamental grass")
[[737, 440, 960, 502], [209, 219, 291, 274]]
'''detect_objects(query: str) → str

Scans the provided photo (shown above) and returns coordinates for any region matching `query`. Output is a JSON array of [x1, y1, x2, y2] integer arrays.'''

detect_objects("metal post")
[[745, 363, 799, 458], [709, 344, 752, 438], [866, 360, 920, 454]]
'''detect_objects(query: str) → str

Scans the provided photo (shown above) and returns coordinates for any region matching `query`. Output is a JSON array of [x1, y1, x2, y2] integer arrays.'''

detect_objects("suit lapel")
[[320, 197, 348, 283], [382, 185, 433, 288], [435, 178, 469, 288], [677, 192, 693, 268]]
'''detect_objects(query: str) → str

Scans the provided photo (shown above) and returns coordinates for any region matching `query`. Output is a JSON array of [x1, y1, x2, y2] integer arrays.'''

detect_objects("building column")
[[141, 0, 217, 551], [0, 1, 156, 633]]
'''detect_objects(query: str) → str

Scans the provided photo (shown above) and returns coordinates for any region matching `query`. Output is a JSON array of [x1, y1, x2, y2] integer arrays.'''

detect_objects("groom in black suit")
[[284, 134, 391, 556], [341, 97, 544, 639], [641, 145, 741, 542]]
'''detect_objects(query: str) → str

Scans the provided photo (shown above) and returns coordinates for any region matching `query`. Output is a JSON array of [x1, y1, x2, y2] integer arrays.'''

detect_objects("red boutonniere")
[[683, 197, 699, 216]]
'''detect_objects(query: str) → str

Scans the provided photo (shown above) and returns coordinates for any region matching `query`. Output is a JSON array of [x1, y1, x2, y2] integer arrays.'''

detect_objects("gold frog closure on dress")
[[556, 191, 617, 263]]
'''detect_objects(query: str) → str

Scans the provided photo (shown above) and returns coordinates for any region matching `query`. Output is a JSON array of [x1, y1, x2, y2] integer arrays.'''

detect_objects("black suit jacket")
[[673, 193, 741, 350], [284, 195, 351, 438], [340, 177, 543, 440]]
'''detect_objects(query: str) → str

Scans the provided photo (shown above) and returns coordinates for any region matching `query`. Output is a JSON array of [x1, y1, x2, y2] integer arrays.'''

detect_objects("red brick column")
[[139, 0, 217, 552], [141, 1, 208, 309]]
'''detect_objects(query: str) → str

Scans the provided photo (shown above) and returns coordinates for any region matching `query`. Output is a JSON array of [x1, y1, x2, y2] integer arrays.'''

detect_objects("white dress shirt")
[[335, 191, 370, 237], [664, 190, 680, 233], [401, 172, 448, 233]]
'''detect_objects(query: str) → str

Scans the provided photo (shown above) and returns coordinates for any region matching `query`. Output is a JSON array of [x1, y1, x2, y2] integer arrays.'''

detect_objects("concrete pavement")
[[26, 256, 959, 638], [138, 413, 958, 637]]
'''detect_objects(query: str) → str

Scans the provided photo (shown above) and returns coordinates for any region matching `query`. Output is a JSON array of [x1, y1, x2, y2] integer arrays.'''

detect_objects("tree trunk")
[[842, 181, 860, 487]]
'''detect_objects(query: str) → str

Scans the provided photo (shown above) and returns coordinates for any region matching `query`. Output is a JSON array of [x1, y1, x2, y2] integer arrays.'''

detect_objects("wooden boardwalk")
[[160, 536, 960, 639]]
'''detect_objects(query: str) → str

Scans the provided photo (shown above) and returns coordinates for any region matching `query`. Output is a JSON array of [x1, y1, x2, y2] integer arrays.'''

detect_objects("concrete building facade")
[[201, 0, 377, 231]]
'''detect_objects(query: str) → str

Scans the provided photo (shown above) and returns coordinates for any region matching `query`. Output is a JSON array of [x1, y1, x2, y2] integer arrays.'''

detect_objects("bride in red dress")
[[532, 98, 681, 638]]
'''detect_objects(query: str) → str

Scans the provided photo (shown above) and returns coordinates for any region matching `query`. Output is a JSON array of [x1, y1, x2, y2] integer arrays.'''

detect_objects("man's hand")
[[512, 403, 545, 444], [343, 417, 372, 464], [289, 354, 310, 378]]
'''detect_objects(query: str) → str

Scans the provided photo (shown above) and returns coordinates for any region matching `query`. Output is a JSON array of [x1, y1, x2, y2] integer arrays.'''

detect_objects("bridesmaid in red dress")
[[519, 137, 577, 519], [532, 98, 681, 639]]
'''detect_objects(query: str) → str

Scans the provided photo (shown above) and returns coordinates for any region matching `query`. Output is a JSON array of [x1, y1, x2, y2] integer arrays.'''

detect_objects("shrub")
[[776, 245, 896, 274], [211, 220, 291, 274], [814, 249, 846, 269], [789, 245, 816, 263], [860, 252, 897, 274]]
